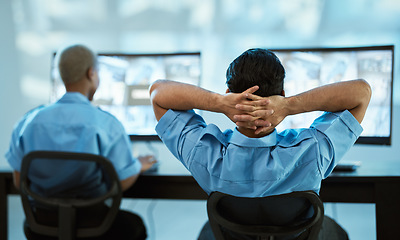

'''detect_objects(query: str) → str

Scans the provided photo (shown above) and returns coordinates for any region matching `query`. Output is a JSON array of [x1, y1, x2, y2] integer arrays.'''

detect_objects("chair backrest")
[[20, 151, 122, 240], [207, 191, 324, 240]]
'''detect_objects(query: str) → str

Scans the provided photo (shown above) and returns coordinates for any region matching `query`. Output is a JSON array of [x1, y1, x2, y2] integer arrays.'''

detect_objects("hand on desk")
[[139, 155, 158, 173]]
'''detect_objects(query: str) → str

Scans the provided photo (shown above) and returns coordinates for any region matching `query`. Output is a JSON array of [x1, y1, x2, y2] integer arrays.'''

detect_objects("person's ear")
[[226, 88, 230, 94], [281, 90, 285, 97], [86, 67, 95, 82]]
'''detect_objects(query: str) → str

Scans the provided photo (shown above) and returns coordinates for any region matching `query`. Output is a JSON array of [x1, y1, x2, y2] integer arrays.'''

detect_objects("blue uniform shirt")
[[5, 92, 142, 197], [156, 109, 362, 197]]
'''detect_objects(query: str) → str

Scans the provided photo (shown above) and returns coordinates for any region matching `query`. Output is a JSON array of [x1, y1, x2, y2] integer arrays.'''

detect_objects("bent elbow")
[[149, 79, 166, 104], [358, 79, 372, 102], [149, 79, 163, 96]]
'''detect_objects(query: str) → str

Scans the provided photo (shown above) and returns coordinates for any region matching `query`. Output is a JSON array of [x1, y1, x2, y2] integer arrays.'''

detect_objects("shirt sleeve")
[[5, 106, 45, 172], [103, 123, 142, 181], [311, 110, 363, 178], [5, 118, 28, 172], [155, 109, 207, 169]]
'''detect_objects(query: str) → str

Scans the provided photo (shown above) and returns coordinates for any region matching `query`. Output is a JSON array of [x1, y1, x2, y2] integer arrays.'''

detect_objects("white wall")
[[0, 0, 24, 165]]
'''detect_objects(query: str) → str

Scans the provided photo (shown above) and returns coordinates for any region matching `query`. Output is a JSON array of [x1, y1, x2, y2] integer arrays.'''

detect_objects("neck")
[[65, 81, 91, 100], [237, 127, 274, 138]]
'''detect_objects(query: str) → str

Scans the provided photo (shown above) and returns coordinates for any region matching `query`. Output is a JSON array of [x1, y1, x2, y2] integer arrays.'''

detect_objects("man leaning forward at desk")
[[150, 48, 371, 240], [6, 44, 157, 240]]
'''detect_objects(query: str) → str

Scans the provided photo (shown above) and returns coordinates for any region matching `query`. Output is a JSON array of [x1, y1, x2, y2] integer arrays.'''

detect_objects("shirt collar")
[[58, 92, 91, 105], [229, 128, 278, 147]]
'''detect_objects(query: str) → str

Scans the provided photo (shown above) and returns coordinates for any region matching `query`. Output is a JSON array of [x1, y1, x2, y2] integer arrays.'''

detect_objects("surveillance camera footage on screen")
[[51, 52, 201, 140], [271, 45, 393, 145], [51, 46, 393, 145]]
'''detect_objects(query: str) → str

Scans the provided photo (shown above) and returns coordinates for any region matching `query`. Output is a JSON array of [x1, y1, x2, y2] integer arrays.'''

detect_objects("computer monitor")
[[270, 45, 394, 145], [51, 52, 201, 141]]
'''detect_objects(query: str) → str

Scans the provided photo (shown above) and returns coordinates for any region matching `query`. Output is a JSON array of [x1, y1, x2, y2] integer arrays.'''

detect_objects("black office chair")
[[20, 151, 122, 240], [207, 191, 324, 240]]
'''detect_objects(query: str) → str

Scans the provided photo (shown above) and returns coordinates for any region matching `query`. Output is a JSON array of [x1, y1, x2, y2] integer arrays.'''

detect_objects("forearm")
[[151, 80, 221, 110], [13, 171, 20, 190], [287, 79, 371, 123], [150, 80, 224, 120], [120, 174, 139, 191]]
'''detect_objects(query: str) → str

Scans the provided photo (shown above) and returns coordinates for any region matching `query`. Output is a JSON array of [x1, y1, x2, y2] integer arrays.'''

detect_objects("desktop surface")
[[330, 157, 400, 177], [2, 156, 399, 177], [137, 154, 400, 178]]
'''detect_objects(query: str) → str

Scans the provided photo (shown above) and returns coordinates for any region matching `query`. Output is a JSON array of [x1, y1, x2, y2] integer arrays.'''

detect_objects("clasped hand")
[[223, 86, 287, 135]]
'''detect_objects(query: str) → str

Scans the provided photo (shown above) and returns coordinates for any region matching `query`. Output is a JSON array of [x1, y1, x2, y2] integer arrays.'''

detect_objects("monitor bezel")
[[269, 45, 394, 145]]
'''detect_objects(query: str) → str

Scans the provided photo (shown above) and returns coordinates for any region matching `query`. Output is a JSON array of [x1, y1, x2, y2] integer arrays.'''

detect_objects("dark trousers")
[[24, 207, 147, 240], [198, 215, 349, 240]]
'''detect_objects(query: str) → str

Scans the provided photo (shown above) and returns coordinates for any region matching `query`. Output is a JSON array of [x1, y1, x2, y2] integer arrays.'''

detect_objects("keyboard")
[[333, 161, 361, 172]]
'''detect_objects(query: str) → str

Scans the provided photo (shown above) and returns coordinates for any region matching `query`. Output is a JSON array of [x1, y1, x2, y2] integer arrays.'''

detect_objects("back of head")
[[55, 44, 98, 85], [226, 48, 285, 97]]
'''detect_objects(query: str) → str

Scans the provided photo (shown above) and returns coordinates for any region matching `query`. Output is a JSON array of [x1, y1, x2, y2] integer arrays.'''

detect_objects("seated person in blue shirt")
[[149, 48, 371, 240], [6, 44, 157, 240]]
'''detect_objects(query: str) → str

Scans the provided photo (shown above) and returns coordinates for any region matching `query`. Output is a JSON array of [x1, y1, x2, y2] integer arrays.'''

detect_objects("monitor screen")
[[51, 52, 201, 141], [270, 45, 394, 145]]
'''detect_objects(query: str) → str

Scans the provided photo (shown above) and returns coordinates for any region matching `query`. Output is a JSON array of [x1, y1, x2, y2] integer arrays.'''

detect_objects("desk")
[[1, 158, 400, 240]]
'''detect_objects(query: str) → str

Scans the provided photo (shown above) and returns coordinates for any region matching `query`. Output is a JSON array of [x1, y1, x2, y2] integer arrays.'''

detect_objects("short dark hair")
[[226, 48, 285, 97]]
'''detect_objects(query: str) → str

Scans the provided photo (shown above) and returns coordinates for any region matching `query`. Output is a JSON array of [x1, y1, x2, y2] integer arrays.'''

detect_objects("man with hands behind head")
[[6, 44, 156, 240], [150, 48, 371, 240]]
